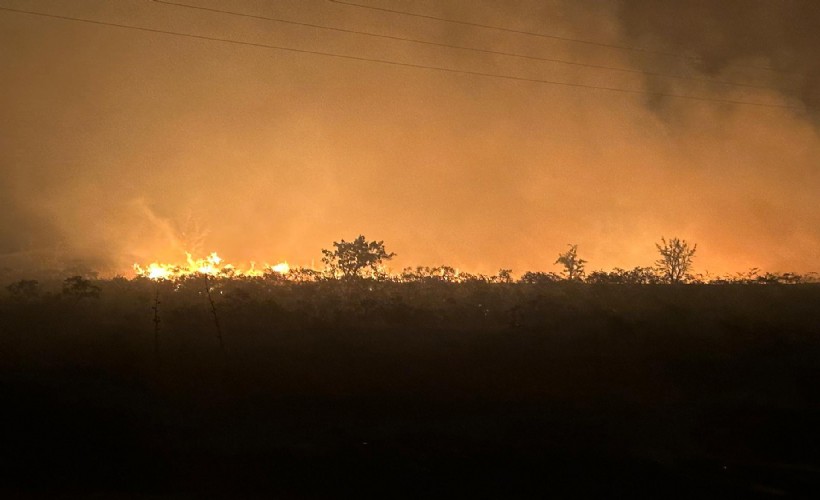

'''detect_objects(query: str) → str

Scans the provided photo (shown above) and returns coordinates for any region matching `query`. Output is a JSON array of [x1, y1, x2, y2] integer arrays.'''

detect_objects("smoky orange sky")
[[1, 0, 819, 278]]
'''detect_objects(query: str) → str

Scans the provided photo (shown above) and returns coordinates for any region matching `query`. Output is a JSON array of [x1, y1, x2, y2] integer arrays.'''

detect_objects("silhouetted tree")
[[321, 235, 395, 279], [6, 279, 40, 301], [655, 237, 697, 283], [555, 244, 586, 281], [62, 275, 101, 299], [494, 269, 513, 284]]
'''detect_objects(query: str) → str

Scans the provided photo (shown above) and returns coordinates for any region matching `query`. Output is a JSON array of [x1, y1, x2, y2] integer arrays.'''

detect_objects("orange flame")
[[133, 252, 289, 280]]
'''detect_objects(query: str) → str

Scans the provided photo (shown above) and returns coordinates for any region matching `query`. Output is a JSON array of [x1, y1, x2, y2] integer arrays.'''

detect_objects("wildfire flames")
[[133, 252, 289, 280]]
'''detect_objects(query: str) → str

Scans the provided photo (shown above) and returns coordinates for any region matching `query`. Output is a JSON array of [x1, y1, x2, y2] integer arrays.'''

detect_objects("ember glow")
[[133, 252, 289, 280]]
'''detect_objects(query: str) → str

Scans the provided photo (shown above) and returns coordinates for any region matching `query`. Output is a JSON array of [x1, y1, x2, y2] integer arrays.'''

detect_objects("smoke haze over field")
[[1, 0, 819, 277]]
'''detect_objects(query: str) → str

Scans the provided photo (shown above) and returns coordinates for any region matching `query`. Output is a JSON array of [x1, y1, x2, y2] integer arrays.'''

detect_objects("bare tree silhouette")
[[655, 237, 697, 283]]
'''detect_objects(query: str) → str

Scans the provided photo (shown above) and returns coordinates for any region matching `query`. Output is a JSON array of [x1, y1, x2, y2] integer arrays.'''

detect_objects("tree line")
[[3, 235, 817, 302], [321, 235, 812, 285]]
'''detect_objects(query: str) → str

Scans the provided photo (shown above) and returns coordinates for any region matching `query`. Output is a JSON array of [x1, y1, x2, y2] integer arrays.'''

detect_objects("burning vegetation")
[[133, 252, 290, 281]]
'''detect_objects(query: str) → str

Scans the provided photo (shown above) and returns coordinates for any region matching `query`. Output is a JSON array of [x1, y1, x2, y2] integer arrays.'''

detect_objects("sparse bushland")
[[2, 267, 820, 497], [2, 274, 820, 497], [1, 239, 819, 495]]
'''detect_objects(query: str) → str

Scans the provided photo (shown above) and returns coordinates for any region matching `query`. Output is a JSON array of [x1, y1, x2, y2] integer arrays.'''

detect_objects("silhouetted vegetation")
[[655, 237, 697, 283], [555, 244, 586, 281], [61, 275, 101, 299], [6, 279, 39, 301], [321, 235, 395, 279], [519, 270, 561, 284], [585, 267, 663, 285], [2, 239, 819, 497]]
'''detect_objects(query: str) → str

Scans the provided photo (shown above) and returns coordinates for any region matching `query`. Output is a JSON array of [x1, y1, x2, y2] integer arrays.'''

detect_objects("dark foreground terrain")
[[2, 279, 820, 498]]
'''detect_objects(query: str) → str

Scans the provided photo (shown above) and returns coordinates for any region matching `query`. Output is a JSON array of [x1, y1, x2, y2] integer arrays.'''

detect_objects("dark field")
[[2, 279, 820, 498]]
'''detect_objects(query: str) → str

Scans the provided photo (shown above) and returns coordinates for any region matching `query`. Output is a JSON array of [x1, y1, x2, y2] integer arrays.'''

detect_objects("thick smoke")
[[0, 0, 818, 280], [617, 0, 820, 117]]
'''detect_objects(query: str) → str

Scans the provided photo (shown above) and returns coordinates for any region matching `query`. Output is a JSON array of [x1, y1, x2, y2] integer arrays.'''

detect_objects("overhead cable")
[[0, 6, 797, 110]]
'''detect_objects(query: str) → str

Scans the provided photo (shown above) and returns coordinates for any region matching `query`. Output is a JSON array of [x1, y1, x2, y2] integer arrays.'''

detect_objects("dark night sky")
[[1, 0, 818, 276]]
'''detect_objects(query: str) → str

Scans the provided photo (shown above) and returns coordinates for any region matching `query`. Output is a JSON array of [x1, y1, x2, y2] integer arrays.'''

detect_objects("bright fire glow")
[[270, 262, 290, 274], [133, 252, 289, 280]]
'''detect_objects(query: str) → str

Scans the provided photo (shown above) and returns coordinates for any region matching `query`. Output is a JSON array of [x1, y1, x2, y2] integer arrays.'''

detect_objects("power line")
[[0, 6, 797, 110], [153, 0, 779, 92], [328, 0, 700, 58], [328, 0, 782, 73]]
